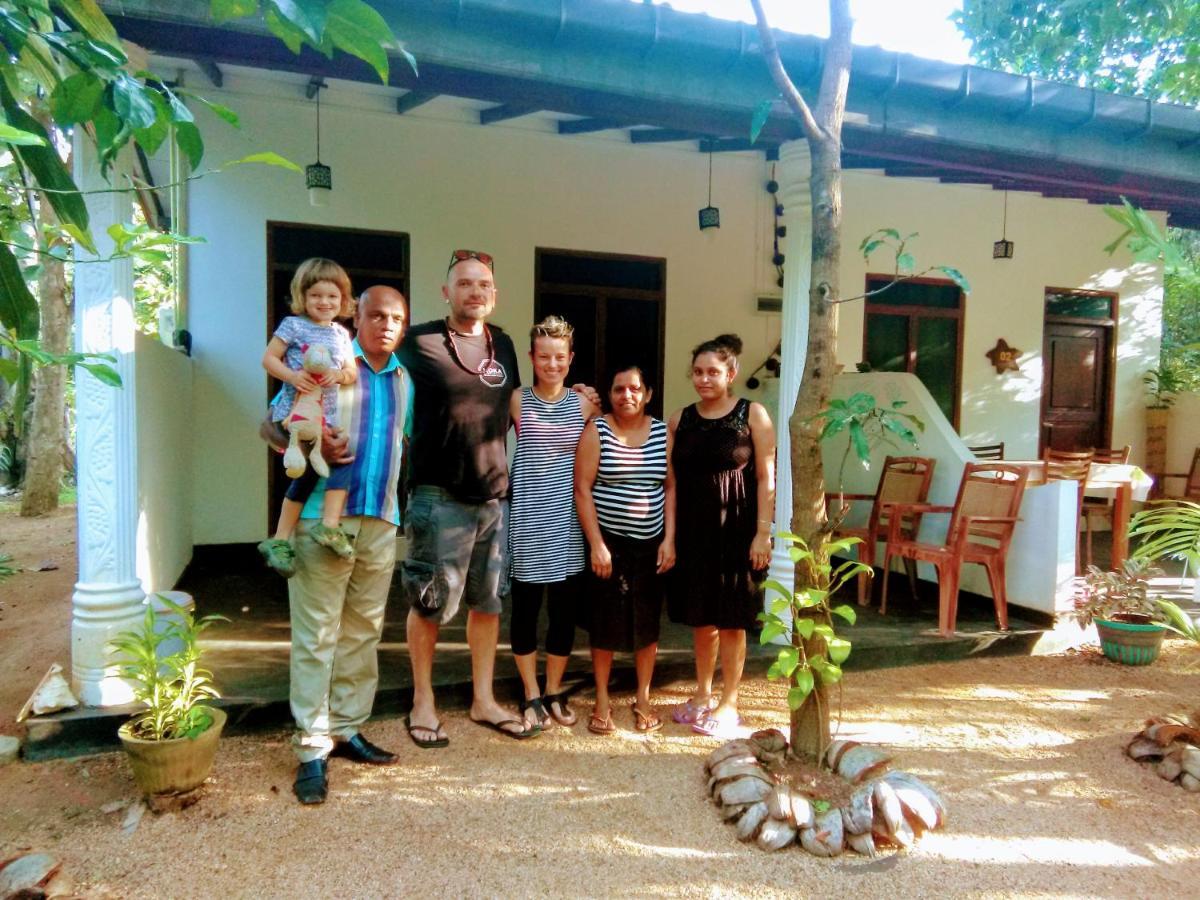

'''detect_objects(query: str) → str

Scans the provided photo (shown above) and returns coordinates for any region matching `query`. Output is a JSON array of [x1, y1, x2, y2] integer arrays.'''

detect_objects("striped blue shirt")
[[301, 339, 413, 526]]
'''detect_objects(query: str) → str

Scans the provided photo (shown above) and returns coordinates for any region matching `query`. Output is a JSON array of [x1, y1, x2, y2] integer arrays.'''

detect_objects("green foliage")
[[1156, 599, 1200, 645], [1072, 557, 1164, 627], [1130, 499, 1200, 570], [749, 98, 774, 144], [760, 533, 868, 710], [0, 552, 17, 582], [1143, 361, 1189, 410], [108, 595, 228, 741], [809, 392, 924, 490], [859, 228, 972, 295], [953, 0, 1200, 105], [0, 0, 397, 383]]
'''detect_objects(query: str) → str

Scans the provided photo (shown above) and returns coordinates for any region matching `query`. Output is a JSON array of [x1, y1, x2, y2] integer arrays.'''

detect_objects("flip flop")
[[543, 691, 577, 727], [520, 697, 552, 731], [671, 697, 714, 725], [633, 705, 663, 734], [691, 711, 741, 739], [405, 714, 449, 749], [469, 716, 540, 740], [587, 709, 616, 735]]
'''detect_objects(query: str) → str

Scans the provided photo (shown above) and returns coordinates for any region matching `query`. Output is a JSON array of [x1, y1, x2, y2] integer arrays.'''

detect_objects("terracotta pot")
[[1095, 615, 1165, 666], [118, 706, 226, 795]]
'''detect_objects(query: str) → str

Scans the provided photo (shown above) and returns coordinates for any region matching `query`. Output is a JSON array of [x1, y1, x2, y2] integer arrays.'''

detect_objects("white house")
[[70, 0, 1199, 705]]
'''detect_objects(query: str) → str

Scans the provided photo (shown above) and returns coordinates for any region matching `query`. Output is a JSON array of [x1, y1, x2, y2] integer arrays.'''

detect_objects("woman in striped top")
[[507, 317, 598, 731], [574, 364, 675, 735]]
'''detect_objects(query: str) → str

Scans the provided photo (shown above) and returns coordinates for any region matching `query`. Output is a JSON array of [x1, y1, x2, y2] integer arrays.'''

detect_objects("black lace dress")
[[668, 398, 765, 631]]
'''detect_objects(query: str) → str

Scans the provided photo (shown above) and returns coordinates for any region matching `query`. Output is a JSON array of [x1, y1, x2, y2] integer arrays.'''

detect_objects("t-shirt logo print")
[[478, 359, 507, 387]]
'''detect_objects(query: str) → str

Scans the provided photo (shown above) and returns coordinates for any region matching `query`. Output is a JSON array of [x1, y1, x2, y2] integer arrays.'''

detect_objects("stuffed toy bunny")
[[282, 344, 334, 479]]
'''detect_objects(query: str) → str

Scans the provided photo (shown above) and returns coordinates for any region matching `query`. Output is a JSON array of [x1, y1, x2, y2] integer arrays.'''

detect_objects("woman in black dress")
[[667, 335, 776, 737]]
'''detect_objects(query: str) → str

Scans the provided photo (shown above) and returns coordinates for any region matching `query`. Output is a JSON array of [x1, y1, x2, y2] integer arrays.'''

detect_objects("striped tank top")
[[509, 387, 587, 583], [593, 415, 668, 540]]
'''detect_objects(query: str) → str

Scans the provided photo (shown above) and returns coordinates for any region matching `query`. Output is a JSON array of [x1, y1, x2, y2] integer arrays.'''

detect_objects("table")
[[1009, 462, 1154, 569]]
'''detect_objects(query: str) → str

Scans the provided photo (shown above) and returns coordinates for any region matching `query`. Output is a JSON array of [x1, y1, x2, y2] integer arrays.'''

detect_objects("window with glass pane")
[[1044, 290, 1113, 320], [864, 277, 963, 427]]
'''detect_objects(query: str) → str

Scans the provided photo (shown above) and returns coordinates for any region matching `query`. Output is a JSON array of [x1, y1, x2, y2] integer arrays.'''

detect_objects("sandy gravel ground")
[[3, 646, 1199, 899], [4, 506, 1200, 897]]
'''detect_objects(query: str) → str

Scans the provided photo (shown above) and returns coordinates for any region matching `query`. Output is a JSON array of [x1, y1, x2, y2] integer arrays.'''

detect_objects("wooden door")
[[1040, 322, 1111, 452]]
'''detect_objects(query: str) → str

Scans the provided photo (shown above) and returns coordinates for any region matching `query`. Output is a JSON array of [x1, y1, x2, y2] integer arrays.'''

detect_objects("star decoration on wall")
[[986, 338, 1022, 374]]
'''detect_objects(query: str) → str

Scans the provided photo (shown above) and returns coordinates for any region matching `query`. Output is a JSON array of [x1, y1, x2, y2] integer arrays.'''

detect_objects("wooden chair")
[[1158, 446, 1200, 502], [880, 463, 1030, 637], [1044, 449, 1094, 575], [967, 442, 1005, 461], [1082, 445, 1132, 567], [825, 456, 936, 607]]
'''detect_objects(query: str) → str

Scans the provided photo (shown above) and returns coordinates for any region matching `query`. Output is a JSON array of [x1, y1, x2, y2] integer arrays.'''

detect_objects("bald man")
[[264, 285, 413, 804]]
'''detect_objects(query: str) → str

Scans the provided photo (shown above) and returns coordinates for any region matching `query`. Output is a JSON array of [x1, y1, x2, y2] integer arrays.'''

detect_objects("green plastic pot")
[[1094, 616, 1166, 666], [118, 706, 226, 796]]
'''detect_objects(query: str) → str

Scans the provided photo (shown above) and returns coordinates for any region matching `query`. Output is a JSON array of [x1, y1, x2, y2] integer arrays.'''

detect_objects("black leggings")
[[509, 577, 578, 657]]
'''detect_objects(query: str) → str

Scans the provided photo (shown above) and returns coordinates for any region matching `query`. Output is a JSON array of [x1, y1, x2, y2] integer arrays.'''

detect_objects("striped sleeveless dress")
[[593, 416, 668, 538], [508, 387, 587, 583]]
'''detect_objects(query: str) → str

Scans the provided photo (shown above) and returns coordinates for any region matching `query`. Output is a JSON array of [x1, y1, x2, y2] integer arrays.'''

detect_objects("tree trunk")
[[20, 198, 69, 517], [751, 0, 852, 761], [789, 136, 845, 758]]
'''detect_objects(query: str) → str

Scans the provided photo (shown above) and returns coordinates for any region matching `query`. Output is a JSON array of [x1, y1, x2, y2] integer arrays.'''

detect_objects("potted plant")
[[1143, 362, 1186, 481], [1072, 558, 1167, 665], [109, 595, 228, 796]]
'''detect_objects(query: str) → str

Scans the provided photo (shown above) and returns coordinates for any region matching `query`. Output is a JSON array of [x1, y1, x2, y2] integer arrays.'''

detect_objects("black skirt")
[[580, 529, 664, 652]]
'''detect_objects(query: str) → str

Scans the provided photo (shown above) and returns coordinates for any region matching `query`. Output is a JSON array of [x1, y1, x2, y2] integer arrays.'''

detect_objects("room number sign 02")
[[985, 338, 1021, 374]]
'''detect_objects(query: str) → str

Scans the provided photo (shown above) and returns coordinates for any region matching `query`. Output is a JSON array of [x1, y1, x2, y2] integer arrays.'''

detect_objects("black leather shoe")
[[331, 733, 398, 765], [293, 759, 328, 805]]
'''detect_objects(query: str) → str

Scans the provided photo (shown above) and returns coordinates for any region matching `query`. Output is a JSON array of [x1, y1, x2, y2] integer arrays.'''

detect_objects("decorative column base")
[[71, 581, 145, 706]]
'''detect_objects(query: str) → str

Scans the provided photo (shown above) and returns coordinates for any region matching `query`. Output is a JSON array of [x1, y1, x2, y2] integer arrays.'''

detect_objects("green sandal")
[[257, 538, 296, 578], [311, 523, 355, 560]]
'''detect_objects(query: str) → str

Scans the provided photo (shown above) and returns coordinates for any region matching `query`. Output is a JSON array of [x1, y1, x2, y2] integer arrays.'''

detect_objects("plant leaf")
[[57, 0, 123, 52], [325, 0, 396, 83], [749, 98, 773, 144], [0, 242, 39, 339], [174, 120, 204, 169], [227, 150, 302, 171], [795, 617, 815, 639], [211, 0, 260, 23], [49, 71, 105, 125], [831, 603, 857, 626], [0, 121, 45, 145], [828, 637, 852, 665]]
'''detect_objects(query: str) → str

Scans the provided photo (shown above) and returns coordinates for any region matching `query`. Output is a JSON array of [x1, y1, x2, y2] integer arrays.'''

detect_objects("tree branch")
[[750, 0, 823, 141], [816, 0, 854, 132]]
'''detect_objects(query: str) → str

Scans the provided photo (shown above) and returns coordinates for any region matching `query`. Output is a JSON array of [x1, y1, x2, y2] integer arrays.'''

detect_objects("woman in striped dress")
[[574, 364, 675, 734], [508, 317, 598, 730]]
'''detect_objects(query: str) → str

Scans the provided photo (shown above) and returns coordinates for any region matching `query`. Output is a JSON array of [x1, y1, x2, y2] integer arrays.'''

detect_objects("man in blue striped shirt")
[[264, 285, 412, 805]]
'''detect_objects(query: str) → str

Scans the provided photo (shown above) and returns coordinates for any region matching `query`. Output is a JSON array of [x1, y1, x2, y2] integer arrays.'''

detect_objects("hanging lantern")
[[993, 187, 1014, 259], [698, 150, 719, 230], [306, 81, 331, 207]]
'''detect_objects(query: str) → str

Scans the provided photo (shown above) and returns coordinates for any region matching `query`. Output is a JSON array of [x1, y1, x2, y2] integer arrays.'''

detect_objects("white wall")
[[178, 69, 1163, 545], [834, 174, 1163, 462], [134, 333, 194, 591]]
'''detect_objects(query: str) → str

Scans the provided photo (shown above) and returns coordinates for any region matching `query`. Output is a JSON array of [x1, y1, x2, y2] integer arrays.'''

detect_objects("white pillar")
[[766, 140, 813, 598], [71, 136, 144, 706]]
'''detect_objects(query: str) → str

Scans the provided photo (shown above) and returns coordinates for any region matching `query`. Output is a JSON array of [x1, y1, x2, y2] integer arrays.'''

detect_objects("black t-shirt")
[[398, 319, 520, 502]]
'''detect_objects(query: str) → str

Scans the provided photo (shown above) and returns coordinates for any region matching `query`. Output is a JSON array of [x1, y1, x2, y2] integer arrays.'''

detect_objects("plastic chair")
[[1158, 446, 1200, 502], [1082, 445, 1131, 567], [825, 456, 936, 607], [880, 463, 1030, 637], [1044, 450, 1094, 575], [967, 442, 1005, 461]]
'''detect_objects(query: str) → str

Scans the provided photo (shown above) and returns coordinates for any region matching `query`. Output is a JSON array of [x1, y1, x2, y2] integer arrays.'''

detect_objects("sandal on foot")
[[311, 523, 355, 560], [587, 709, 616, 735], [633, 705, 663, 734], [543, 691, 577, 727], [520, 697, 551, 731], [692, 711, 741, 739], [405, 714, 449, 749], [469, 715, 539, 740], [671, 697, 714, 725], [257, 538, 296, 578]]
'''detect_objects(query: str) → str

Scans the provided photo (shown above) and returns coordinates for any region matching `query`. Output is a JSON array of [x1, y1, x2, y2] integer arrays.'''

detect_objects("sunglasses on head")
[[447, 249, 494, 274]]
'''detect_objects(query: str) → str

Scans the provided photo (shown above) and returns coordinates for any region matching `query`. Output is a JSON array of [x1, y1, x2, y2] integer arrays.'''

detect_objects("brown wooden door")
[[1040, 321, 1111, 452]]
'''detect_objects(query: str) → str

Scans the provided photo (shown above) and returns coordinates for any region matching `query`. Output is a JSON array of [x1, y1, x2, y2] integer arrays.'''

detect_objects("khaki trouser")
[[289, 515, 396, 762]]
